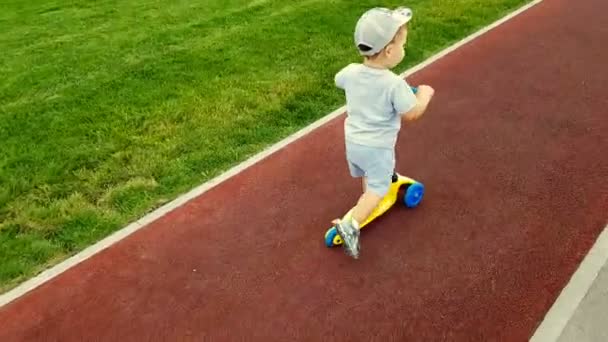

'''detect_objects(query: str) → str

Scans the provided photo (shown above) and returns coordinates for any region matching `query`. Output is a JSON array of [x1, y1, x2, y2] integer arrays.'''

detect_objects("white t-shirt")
[[335, 63, 417, 149]]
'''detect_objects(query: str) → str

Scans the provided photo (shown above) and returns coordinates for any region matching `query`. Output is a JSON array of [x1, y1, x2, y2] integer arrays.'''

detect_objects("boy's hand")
[[417, 85, 435, 99]]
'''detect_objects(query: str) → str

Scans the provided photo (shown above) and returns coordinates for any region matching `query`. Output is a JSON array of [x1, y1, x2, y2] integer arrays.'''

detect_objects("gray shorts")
[[345, 141, 395, 197]]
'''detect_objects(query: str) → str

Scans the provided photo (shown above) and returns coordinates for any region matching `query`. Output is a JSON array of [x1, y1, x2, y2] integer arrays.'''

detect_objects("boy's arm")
[[391, 80, 434, 121], [391, 80, 419, 118], [334, 64, 354, 89], [401, 85, 434, 121]]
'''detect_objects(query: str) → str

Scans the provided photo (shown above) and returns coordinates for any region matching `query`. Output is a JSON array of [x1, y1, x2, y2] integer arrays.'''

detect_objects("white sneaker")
[[335, 219, 360, 259]]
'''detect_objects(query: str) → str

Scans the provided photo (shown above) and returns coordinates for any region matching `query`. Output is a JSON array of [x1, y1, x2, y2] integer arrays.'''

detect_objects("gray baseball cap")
[[354, 7, 413, 56]]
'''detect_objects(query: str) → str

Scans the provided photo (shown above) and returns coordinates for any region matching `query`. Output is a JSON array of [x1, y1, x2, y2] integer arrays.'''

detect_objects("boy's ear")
[[384, 44, 394, 56]]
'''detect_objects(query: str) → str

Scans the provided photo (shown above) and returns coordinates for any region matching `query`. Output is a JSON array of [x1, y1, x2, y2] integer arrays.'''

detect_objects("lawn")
[[0, 0, 531, 292]]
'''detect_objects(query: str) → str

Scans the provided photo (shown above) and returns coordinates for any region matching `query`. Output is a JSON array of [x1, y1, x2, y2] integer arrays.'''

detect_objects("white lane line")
[[530, 224, 608, 342]]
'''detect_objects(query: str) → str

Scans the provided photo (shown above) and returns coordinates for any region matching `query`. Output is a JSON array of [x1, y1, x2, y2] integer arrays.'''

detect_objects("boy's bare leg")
[[333, 190, 382, 259], [350, 190, 382, 225], [333, 178, 384, 259]]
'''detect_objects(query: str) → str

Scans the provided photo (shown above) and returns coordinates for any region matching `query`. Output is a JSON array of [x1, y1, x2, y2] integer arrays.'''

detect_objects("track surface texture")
[[1, 0, 607, 340]]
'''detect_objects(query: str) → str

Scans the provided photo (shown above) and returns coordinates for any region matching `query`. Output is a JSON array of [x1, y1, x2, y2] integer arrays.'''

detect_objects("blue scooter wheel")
[[403, 182, 425, 208], [324, 227, 339, 247]]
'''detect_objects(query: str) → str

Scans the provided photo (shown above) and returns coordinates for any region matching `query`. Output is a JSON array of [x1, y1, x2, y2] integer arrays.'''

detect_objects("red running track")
[[1, 0, 607, 340]]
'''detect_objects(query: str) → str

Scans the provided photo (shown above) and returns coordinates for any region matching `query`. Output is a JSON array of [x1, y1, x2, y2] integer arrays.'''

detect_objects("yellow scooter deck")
[[324, 173, 424, 247]]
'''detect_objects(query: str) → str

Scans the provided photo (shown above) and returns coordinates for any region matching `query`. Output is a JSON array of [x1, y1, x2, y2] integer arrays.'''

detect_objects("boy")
[[333, 7, 435, 259]]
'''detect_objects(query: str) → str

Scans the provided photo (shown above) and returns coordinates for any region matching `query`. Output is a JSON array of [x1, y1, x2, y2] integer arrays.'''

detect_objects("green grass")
[[0, 0, 531, 292]]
